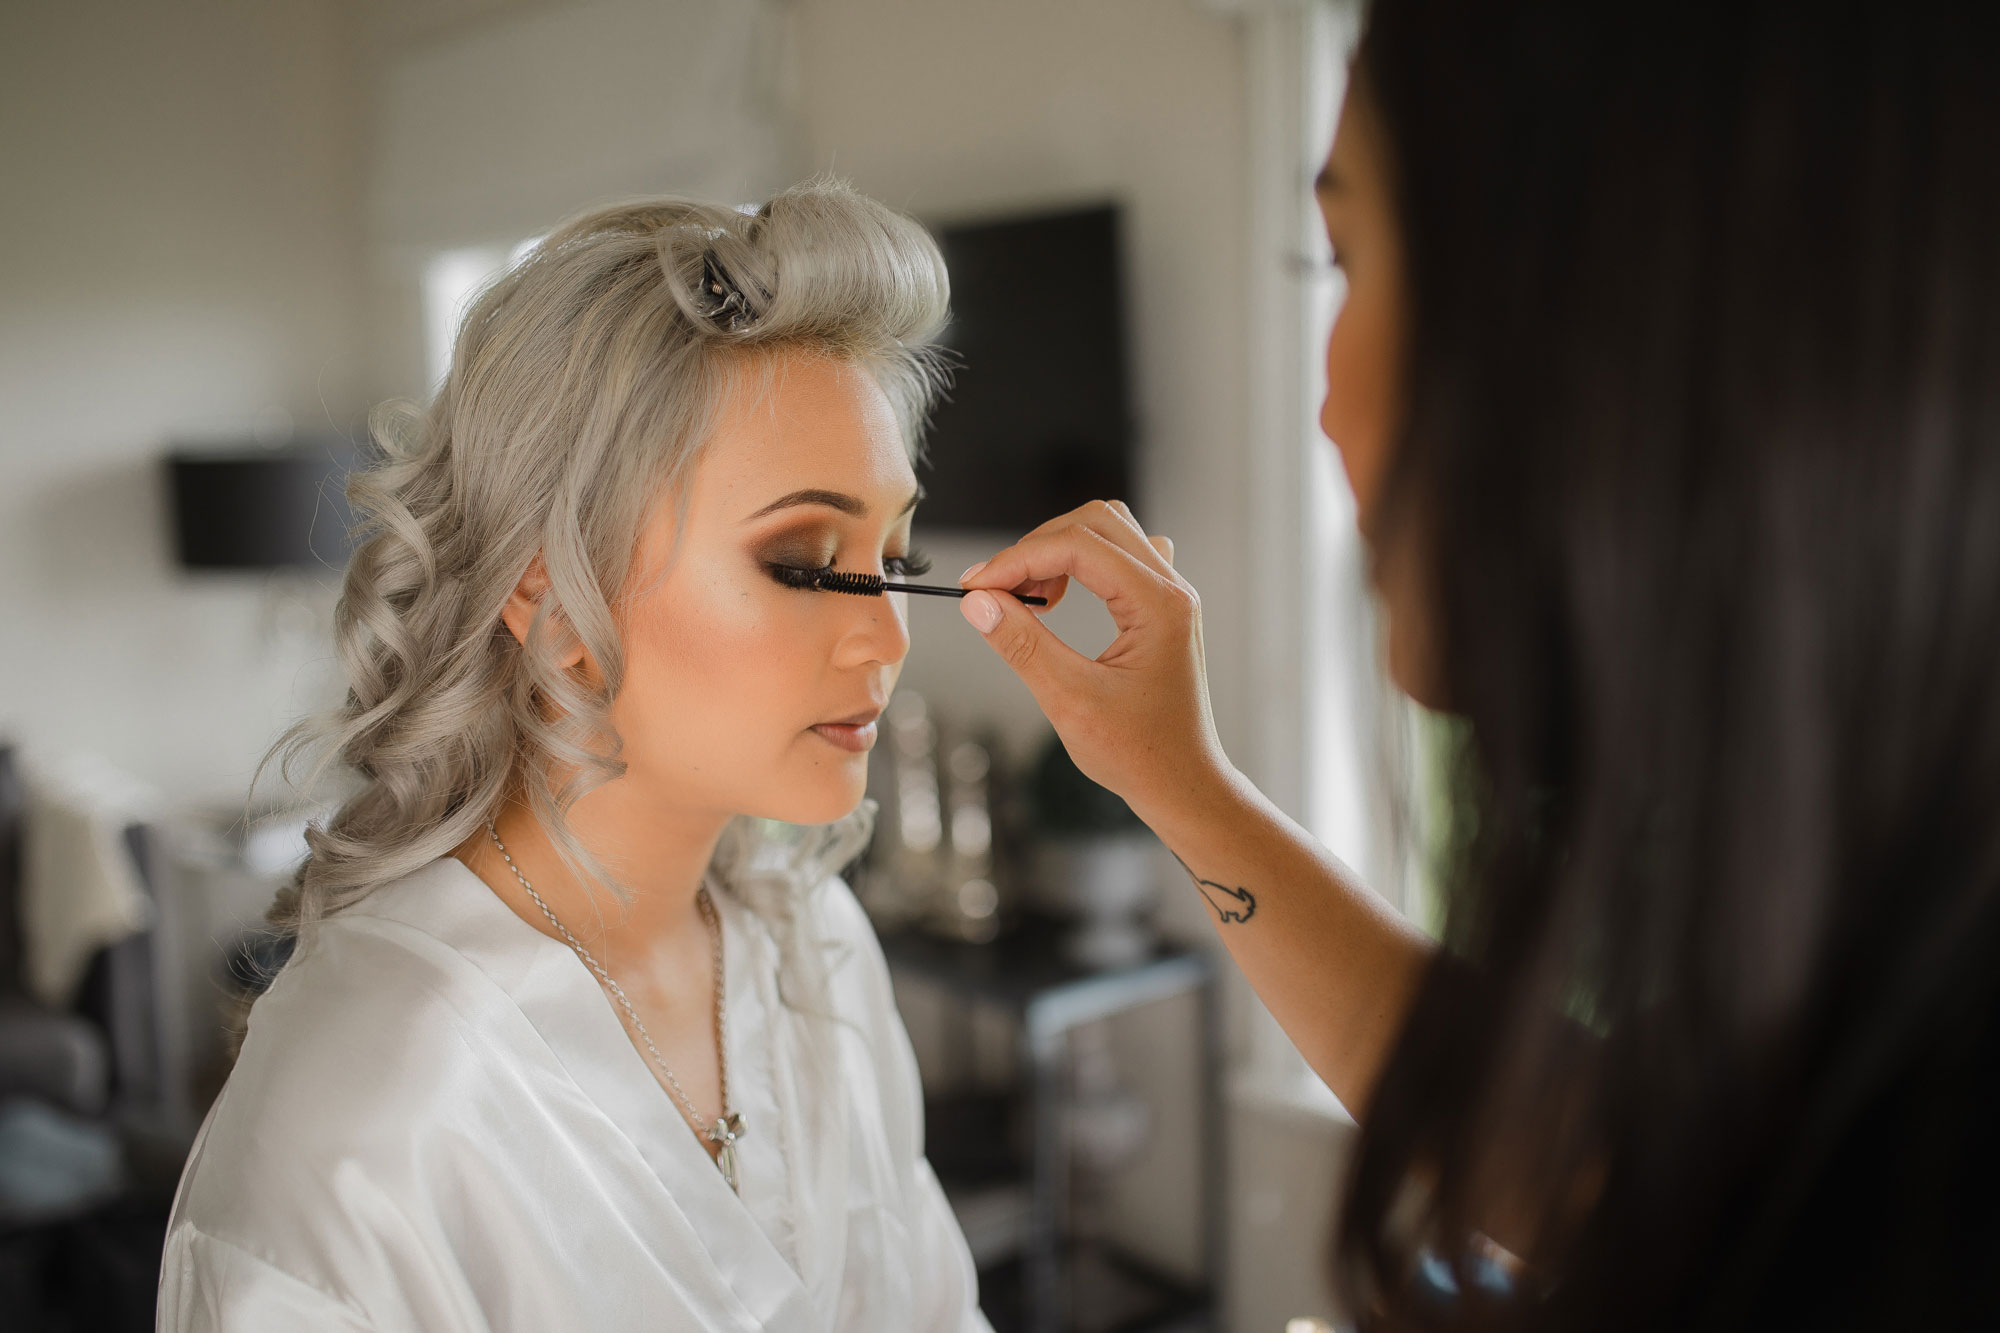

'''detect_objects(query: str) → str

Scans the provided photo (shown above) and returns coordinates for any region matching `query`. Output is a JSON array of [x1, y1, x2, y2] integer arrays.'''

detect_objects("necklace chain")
[[485, 820, 744, 1190]]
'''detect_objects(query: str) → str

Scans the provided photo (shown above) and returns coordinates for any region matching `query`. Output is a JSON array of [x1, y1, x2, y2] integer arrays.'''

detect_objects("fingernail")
[[958, 560, 988, 585], [961, 590, 1002, 634]]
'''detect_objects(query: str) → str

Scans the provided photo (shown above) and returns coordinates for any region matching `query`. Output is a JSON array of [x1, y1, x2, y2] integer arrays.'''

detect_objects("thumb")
[[960, 589, 1093, 704]]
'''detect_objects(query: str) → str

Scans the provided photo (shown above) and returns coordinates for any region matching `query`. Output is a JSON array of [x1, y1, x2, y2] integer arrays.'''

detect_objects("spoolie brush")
[[813, 568, 1047, 606]]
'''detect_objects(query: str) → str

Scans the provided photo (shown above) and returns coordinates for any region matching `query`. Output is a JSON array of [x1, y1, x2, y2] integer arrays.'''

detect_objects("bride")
[[159, 181, 990, 1331]]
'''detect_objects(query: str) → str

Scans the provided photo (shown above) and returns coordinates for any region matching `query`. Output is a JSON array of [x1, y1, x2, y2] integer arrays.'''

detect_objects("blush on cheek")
[[610, 570, 889, 826], [611, 579, 806, 799]]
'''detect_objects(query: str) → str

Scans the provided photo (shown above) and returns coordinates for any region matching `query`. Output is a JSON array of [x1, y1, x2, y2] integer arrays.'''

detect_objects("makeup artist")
[[957, 1, 1999, 1327]]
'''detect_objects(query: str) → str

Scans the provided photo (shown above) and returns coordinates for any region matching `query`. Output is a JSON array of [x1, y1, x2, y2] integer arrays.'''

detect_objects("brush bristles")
[[814, 569, 886, 596]]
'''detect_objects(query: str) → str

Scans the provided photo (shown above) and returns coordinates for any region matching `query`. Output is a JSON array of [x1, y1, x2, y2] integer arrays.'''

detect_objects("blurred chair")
[[0, 742, 186, 1329]]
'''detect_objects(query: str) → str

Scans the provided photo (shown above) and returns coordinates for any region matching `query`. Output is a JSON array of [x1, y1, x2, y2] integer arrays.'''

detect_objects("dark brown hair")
[[1339, 3, 2000, 1328]]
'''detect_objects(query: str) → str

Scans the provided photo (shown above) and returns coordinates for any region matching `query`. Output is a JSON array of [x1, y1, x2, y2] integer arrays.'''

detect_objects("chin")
[[760, 770, 870, 828], [1386, 625, 1450, 712]]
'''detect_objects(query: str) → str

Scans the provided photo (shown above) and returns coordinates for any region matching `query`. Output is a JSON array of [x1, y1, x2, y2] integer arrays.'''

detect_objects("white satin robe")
[[158, 835, 989, 1332]]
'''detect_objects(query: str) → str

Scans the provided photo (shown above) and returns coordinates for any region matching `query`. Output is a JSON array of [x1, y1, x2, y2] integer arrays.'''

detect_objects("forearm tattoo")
[[1174, 853, 1257, 925]]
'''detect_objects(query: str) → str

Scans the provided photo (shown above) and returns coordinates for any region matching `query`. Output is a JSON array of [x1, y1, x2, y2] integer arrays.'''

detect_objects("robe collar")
[[357, 856, 826, 1332]]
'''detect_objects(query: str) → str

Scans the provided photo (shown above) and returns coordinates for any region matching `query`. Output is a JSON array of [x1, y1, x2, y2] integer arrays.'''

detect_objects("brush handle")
[[897, 582, 1048, 607]]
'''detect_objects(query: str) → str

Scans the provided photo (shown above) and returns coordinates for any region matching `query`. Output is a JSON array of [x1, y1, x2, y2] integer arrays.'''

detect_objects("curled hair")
[[260, 178, 949, 946]]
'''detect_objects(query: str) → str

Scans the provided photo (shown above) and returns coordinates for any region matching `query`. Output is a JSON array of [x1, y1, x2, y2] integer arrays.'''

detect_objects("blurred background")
[[0, 1, 1424, 1328]]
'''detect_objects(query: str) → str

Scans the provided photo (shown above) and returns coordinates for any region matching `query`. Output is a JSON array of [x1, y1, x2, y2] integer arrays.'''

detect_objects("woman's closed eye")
[[763, 546, 932, 591], [765, 561, 833, 590], [884, 548, 932, 580]]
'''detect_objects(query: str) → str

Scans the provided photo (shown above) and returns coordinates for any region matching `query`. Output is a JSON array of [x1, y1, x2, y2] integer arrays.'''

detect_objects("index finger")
[[962, 524, 1180, 633], [1006, 499, 1179, 583], [960, 500, 1178, 609]]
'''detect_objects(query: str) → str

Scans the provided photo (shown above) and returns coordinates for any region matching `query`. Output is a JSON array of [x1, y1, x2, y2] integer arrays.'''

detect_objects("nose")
[[832, 586, 911, 670]]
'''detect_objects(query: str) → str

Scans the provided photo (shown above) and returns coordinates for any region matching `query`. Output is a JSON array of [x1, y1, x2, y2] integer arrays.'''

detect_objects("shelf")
[[884, 915, 1223, 1333], [978, 1244, 1212, 1333], [879, 912, 1211, 1035]]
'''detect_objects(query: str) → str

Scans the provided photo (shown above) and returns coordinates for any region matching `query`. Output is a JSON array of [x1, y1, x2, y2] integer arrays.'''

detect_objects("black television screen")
[[167, 437, 364, 570], [917, 204, 1134, 532]]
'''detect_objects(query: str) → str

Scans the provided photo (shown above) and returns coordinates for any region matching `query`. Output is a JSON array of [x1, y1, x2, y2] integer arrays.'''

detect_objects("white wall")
[[361, 0, 798, 403], [0, 0, 367, 808]]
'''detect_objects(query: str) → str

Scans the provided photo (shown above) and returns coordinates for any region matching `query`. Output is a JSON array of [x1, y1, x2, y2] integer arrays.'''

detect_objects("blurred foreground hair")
[[257, 180, 948, 953], [1340, 2, 2000, 1328]]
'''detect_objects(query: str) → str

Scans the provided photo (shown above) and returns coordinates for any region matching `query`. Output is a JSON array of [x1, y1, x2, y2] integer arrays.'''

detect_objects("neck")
[[459, 778, 733, 972]]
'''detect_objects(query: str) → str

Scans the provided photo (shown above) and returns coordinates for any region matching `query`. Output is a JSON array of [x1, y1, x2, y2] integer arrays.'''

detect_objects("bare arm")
[[957, 501, 1434, 1115], [1147, 761, 1433, 1114]]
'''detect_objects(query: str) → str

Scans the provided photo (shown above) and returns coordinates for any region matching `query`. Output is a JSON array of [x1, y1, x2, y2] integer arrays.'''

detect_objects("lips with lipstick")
[[810, 708, 881, 753]]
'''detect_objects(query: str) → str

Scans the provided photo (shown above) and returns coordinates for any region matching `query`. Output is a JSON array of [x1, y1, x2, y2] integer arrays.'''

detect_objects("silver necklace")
[[485, 821, 745, 1191]]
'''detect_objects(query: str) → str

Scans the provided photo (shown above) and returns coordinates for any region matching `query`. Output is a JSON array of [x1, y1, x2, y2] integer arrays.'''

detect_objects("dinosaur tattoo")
[[1174, 853, 1257, 925]]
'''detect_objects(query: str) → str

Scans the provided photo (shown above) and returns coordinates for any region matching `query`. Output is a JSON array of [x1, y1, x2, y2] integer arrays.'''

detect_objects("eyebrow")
[[743, 485, 926, 522]]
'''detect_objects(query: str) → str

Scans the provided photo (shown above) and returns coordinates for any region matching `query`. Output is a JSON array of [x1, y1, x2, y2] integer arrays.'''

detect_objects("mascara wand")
[[814, 568, 1048, 607]]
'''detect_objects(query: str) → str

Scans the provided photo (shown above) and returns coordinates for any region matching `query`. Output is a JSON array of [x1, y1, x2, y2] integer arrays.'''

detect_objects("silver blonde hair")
[[262, 179, 949, 943]]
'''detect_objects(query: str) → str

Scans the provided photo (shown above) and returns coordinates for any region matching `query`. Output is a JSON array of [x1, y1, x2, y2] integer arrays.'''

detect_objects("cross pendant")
[[711, 1114, 745, 1192]]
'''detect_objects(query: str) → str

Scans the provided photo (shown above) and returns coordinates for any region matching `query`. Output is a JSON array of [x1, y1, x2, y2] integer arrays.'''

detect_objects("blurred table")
[[879, 914, 1223, 1333]]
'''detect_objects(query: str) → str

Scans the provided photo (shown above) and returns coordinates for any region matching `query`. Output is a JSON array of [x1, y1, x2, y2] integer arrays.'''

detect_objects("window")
[[420, 238, 540, 390], [1238, 0, 1431, 1114]]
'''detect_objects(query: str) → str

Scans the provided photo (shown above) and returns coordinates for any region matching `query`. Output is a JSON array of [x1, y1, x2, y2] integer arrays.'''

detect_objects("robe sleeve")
[[907, 1153, 995, 1333], [158, 1224, 377, 1332]]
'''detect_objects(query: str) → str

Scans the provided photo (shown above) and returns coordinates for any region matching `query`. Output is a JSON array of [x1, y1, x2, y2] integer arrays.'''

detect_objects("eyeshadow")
[[755, 534, 837, 569]]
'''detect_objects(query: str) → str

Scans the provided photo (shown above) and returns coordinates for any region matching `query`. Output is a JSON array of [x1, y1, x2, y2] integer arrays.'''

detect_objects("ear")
[[501, 555, 589, 672]]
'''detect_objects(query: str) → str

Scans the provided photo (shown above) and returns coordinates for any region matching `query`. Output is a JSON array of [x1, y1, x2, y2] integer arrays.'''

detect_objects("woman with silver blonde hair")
[[159, 180, 991, 1332]]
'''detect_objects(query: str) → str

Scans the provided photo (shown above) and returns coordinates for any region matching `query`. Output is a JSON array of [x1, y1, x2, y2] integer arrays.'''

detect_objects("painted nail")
[[958, 560, 989, 585], [962, 590, 1002, 634]]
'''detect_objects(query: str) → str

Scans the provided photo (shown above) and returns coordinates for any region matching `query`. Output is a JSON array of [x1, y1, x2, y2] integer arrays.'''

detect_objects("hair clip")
[[698, 254, 756, 332]]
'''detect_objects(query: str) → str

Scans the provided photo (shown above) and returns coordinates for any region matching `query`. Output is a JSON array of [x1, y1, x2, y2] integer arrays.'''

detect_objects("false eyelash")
[[767, 562, 834, 590], [885, 548, 933, 579], [766, 550, 932, 591]]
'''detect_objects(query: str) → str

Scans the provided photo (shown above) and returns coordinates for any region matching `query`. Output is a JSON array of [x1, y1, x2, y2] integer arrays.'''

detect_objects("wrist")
[[1129, 751, 1248, 843]]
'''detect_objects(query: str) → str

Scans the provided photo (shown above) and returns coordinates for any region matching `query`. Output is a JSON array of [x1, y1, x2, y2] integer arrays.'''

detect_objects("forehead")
[[695, 353, 913, 504]]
